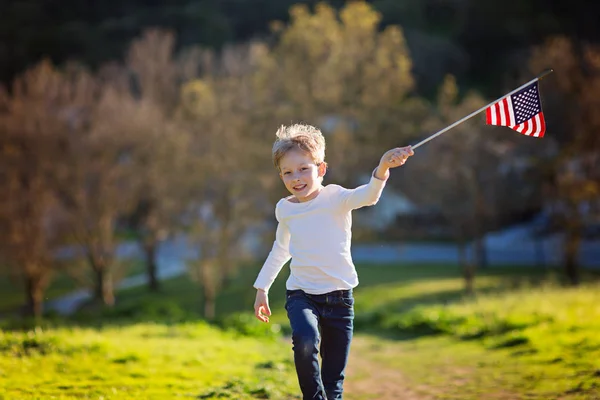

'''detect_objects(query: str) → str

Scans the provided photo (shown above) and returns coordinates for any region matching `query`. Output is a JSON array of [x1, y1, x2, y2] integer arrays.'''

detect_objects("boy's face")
[[279, 149, 326, 203]]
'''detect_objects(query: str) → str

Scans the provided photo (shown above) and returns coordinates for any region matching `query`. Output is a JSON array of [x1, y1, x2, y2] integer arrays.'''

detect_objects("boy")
[[253, 124, 413, 399]]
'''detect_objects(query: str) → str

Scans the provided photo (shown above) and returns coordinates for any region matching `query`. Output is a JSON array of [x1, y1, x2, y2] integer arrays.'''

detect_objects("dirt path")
[[344, 335, 433, 400]]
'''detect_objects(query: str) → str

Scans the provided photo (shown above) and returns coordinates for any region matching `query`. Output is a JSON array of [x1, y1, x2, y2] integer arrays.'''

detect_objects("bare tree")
[[176, 42, 274, 319], [126, 112, 190, 292], [0, 61, 74, 318], [123, 29, 193, 291], [55, 84, 143, 306], [127, 29, 179, 113]]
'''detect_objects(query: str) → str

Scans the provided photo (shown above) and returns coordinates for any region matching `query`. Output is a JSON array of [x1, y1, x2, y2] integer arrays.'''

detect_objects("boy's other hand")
[[254, 289, 271, 323]]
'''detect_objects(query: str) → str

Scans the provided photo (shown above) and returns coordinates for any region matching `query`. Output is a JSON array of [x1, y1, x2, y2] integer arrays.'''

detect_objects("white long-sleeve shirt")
[[253, 173, 387, 294]]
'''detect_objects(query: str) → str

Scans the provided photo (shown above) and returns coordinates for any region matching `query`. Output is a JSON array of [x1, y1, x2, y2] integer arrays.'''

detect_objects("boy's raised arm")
[[339, 146, 413, 211]]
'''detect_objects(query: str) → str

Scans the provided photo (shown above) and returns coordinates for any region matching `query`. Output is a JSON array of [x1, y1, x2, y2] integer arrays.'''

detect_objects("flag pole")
[[411, 68, 554, 150]]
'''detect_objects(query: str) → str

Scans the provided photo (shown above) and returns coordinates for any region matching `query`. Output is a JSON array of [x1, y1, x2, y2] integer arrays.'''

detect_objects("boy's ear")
[[318, 162, 327, 177]]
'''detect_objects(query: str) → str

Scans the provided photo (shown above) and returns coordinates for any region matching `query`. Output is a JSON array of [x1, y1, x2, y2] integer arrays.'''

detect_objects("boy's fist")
[[381, 146, 414, 169]]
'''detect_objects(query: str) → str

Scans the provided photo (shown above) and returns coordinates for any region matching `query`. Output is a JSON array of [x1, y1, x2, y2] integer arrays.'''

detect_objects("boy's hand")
[[254, 289, 271, 323], [375, 146, 414, 180], [380, 146, 414, 169]]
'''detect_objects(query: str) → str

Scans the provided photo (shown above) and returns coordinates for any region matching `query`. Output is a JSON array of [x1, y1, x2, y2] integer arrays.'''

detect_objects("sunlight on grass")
[[355, 278, 600, 399], [1, 262, 598, 399], [0, 322, 299, 399]]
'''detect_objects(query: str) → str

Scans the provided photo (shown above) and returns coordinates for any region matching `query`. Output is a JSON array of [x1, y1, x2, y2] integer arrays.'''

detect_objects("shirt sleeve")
[[252, 204, 291, 293], [337, 169, 388, 211]]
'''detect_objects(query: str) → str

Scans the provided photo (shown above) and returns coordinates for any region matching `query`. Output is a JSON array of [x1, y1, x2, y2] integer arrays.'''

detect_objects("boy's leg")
[[319, 290, 354, 400], [285, 290, 326, 400]]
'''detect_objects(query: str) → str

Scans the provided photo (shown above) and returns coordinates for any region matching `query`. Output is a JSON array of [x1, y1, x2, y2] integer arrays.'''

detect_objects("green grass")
[[0, 322, 299, 399], [346, 264, 600, 399], [355, 282, 600, 399], [1, 261, 599, 399], [354, 332, 599, 400], [99, 263, 556, 327]]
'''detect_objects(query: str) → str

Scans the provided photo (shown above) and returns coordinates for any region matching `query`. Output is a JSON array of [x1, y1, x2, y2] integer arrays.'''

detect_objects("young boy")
[[253, 124, 413, 400]]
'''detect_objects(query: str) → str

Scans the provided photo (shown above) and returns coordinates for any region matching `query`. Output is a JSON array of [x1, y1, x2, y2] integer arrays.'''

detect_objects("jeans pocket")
[[340, 296, 354, 308]]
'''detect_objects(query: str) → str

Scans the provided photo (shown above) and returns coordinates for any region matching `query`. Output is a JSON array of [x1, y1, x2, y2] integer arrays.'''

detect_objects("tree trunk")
[[218, 239, 233, 289], [200, 258, 218, 320], [465, 225, 478, 294], [463, 263, 475, 295], [24, 275, 44, 319], [94, 267, 115, 306], [204, 291, 216, 320], [216, 193, 234, 288], [564, 227, 580, 285], [144, 240, 160, 292], [456, 220, 476, 295], [473, 171, 488, 269], [474, 237, 487, 270], [87, 248, 116, 306], [457, 241, 467, 267], [457, 237, 475, 294]]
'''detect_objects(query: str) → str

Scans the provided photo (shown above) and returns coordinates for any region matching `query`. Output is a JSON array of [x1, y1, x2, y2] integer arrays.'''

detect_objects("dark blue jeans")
[[285, 289, 354, 400]]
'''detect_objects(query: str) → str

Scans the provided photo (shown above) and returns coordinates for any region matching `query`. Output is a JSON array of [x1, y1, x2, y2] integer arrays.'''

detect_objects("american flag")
[[485, 81, 546, 137]]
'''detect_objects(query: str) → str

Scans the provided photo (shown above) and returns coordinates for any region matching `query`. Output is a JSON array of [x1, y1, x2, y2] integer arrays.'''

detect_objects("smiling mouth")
[[293, 184, 307, 191]]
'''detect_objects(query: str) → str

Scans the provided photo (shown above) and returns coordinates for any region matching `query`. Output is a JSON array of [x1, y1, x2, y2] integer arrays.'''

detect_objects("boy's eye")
[[283, 171, 291, 175], [301, 167, 308, 171]]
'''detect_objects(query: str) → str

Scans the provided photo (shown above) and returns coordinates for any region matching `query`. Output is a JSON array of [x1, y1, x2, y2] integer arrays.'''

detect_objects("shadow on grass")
[[351, 283, 537, 342], [196, 379, 271, 399]]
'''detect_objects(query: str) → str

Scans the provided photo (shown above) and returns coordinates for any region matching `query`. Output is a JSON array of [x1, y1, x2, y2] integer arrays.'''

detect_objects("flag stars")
[[511, 84, 542, 125]]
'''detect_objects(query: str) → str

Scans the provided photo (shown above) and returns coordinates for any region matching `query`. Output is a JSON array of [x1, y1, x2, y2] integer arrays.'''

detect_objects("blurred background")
[[0, 1, 599, 399]]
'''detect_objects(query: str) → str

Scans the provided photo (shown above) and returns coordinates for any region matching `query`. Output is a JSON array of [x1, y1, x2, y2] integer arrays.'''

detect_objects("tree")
[[255, 1, 425, 185], [528, 36, 600, 284], [176, 42, 274, 319], [0, 61, 73, 318], [402, 76, 511, 293], [54, 79, 143, 306], [123, 29, 192, 292]]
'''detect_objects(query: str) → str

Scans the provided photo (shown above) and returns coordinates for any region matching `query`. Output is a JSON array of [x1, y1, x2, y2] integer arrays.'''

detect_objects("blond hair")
[[272, 124, 326, 169]]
